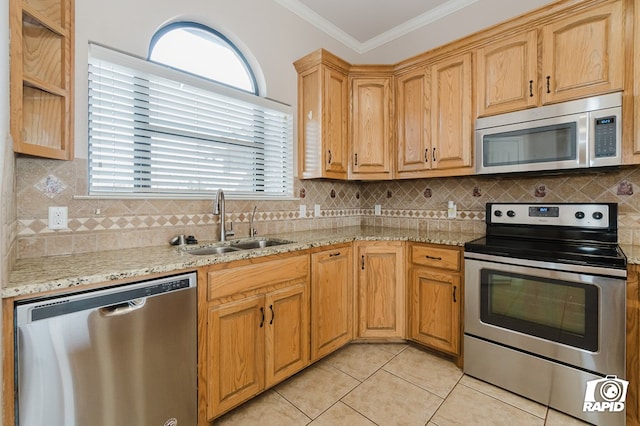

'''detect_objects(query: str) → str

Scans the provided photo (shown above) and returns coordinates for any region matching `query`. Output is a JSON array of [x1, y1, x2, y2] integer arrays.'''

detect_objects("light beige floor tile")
[[431, 384, 544, 426], [214, 390, 310, 426], [275, 363, 360, 419], [309, 402, 376, 426], [544, 408, 591, 425], [460, 375, 547, 418], [375, 342, 409, 355], [343, 369, 443, 426], [383, 345, 463, 398], [323, 342, 398, 381]]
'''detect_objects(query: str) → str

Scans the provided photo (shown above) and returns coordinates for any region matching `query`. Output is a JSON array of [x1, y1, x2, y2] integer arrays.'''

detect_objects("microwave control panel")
[[594, 116, 617, 158]]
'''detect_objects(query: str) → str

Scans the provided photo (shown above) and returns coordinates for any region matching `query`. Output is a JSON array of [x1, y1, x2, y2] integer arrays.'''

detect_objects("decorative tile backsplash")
[[15, 156, 640, 258]]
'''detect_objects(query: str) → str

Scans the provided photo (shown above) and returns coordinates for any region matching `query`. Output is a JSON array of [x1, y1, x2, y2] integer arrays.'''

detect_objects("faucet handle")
[[225, 221, 235, 238]]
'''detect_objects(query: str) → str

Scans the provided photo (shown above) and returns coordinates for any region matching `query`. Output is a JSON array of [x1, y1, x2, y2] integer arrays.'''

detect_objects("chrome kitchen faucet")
[[214, 189, 234, 241]]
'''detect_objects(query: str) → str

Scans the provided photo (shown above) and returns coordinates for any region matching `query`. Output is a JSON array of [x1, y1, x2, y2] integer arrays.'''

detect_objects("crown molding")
[[274, 0, 479, 54]]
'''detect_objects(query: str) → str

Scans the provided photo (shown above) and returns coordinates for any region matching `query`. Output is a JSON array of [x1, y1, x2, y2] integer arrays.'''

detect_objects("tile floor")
[[215, 342, 591, 425]]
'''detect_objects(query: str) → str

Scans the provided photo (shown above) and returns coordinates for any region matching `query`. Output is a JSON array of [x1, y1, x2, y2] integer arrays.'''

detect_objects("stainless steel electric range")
[[464, 203, 627, 425]]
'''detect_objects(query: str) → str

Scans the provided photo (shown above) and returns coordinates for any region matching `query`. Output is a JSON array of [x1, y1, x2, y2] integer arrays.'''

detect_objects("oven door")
[[465, 252, 626, 377]]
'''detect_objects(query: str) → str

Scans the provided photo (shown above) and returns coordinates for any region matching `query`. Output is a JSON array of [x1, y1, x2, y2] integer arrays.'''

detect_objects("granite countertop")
[[5, 226, 484, 298]]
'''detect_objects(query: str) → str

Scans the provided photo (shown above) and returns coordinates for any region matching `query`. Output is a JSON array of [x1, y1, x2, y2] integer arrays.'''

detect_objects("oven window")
[[480, 269, 598, 351], [482, 122, 577, 167]]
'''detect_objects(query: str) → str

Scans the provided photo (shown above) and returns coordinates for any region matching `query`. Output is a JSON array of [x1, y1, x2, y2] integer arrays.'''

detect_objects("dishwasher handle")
[[99, 298, 146, 317]]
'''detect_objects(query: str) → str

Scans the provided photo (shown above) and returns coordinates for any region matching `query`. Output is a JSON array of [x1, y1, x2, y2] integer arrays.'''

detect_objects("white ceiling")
[[273, 0, 546, 54]]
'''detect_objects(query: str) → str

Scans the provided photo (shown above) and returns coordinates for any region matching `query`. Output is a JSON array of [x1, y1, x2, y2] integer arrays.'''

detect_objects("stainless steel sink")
[[187, 246, 243, 255], [186, 238, 294, 255], [230, 239, 293, 250]]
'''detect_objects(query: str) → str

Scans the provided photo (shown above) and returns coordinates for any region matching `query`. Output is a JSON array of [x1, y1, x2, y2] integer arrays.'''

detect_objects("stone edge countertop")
[[5, 226, 484, 298]]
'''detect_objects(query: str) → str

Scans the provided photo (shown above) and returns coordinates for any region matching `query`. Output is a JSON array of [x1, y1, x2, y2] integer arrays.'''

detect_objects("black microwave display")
[[594, 115, 617, 158]]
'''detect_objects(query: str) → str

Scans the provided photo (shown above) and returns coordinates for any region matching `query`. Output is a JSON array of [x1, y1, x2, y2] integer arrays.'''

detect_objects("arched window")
[[87, 23, 292, 198], [149, 22, 258, 94]]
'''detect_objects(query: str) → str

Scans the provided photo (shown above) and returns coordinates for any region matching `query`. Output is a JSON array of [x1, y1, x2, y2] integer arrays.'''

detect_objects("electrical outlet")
[[374, 205, 381, 216], [49, 206, 68, 230], [299, 204, 307, 218], [314, 204, 321, 217]]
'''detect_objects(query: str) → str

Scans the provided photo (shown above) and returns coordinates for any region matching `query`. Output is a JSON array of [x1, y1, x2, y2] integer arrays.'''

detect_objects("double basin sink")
[[185, 238, 294, 255]]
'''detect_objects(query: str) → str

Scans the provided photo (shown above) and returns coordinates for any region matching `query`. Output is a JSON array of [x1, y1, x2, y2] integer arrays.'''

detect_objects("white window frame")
[[87, 44, 293, 199]]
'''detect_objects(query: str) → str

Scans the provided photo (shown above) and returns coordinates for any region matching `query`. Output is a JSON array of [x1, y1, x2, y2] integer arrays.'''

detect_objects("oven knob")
[[494, 210, 502, 217], [575, 211, 585, 219], [507, 210, 515, 218], [592, 211, 603, 220]]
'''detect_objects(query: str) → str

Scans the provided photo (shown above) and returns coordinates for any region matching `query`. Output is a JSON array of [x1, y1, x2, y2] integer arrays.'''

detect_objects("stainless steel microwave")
[[475, 92, 622, 175]]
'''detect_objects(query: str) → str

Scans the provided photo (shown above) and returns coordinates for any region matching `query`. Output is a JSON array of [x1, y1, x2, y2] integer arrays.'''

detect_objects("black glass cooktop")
[[465, 236, 627, 269]]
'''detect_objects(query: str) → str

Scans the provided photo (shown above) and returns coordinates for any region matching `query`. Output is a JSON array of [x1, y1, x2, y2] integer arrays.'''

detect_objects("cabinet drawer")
[[208, 255, 309, 300], [411, 245, 460, 271]]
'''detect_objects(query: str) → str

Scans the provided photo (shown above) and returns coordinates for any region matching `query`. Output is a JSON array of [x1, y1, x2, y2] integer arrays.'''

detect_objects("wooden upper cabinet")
[[395, 52, 473, 178], [294, 50, 350, 179], [10, 0, 74, 160], [541, 1, 624, 104], [430, 52, 473, 171], [476, 30, 539, 117], [350, 75, 393, 180], [396, 67, 430, 177]]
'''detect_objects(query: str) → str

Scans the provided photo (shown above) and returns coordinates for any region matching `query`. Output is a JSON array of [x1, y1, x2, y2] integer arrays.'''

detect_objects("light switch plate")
[[314, 204, 321, 217], [374, 205, 381, 216], [299, 204, 307, 218]]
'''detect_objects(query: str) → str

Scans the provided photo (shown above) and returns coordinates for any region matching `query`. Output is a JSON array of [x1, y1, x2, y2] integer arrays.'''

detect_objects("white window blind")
[[88, 44, 293, 197]]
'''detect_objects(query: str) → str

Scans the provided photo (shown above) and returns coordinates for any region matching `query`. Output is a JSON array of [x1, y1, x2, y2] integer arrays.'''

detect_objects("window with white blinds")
[[88, 44, 293, 197]]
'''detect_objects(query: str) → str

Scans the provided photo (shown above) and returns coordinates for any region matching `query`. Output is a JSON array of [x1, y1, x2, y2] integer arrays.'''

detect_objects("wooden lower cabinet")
[[355, 241, 405, 338], [204, 254, 309, 421], [208, 296, 265, 417], [310, 244, 353, 360], [409, 267, 461, 355], [626, 264, 640, 426], [408, 243, 462, 357]]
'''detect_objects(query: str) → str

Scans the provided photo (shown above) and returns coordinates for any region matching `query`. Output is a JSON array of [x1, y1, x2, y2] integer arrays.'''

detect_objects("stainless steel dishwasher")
[[14, 272, 197, 426]]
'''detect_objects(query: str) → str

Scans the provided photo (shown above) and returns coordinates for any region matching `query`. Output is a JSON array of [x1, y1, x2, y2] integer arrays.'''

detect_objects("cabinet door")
[[476, 30, 538, 116], [310, 247, 353, 360], [350, 76, 393, 179], [264, 283, 309, 387], [541, 1, 624, 104], [356, 241, 405, 338], [431, 52, 473, 171], [396, 68, 431, 176], [208, 296, 265, 418], [323, 67, 349, 178], [410, 267, 461, 355]]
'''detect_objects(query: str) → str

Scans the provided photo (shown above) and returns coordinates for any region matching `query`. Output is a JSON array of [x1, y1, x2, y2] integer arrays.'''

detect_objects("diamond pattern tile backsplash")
[[15, 156, 640, 258]]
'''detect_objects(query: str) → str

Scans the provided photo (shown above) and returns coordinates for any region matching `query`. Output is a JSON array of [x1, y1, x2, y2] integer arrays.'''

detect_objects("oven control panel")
[[489, 203, 611, 228]]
